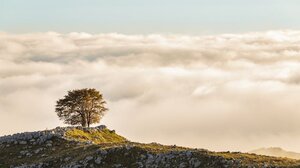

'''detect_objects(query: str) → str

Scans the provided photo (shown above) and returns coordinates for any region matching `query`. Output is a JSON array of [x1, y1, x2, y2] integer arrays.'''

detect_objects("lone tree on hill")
[[55, 88, 108, 127]]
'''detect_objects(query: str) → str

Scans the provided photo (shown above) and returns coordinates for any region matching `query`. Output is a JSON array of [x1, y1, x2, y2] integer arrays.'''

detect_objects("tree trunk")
[[81, 113, 87, 127], [87, 112, 90, 128], [82, 120, 87, 127]]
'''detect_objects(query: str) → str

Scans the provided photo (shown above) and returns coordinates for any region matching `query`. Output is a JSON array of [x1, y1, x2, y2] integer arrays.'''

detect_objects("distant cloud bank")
[[1, 31, 300, 152]]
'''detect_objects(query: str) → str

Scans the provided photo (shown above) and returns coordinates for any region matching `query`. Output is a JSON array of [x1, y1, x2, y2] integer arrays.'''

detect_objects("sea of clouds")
[[1, 30, 300, 152]]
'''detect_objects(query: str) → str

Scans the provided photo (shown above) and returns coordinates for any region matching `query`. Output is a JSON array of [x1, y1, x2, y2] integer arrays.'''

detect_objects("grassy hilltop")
[[0, 127, 300, 168]]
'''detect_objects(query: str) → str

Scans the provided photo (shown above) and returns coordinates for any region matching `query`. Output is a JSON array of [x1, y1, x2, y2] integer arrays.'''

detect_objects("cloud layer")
[[1, 30, 300, 152]]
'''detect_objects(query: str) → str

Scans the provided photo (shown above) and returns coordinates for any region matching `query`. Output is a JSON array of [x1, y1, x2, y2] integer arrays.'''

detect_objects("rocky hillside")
[[0, 126, 300, 168]]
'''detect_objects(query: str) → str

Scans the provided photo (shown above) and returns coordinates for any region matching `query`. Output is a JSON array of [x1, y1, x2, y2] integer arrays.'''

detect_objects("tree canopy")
[[55, 88, 108, 127]]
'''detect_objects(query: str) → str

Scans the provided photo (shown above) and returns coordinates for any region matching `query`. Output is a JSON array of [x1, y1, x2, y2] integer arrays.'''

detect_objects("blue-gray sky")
[[1, 0, 300, 34]]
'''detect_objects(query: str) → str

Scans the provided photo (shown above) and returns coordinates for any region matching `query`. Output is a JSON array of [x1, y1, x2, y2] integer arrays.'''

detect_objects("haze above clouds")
[[1, 30, 300, 152]]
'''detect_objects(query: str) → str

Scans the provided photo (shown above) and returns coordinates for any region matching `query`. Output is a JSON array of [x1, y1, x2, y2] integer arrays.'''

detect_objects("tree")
[[55, 88, 108, 127]]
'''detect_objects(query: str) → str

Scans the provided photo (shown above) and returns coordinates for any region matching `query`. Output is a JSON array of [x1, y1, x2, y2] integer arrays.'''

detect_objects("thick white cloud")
[[1, 30, 300, 152]]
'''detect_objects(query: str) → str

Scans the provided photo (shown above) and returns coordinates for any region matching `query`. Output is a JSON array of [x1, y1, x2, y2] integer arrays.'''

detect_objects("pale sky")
[[1, 0, 300, 34], [1, 1, 300, 153]]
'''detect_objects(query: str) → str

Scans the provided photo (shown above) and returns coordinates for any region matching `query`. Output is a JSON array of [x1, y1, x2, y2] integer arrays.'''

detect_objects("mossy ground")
[[64, 128, 127, 144], [213, 152, 300, 167]]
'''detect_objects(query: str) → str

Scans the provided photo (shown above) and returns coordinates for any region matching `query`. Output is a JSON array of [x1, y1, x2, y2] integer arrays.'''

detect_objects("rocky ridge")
[[0, 126, 300, 168]]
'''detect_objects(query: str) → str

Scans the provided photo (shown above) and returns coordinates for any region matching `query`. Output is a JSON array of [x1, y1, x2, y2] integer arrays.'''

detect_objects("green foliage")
[[55, 88, 108, 127]]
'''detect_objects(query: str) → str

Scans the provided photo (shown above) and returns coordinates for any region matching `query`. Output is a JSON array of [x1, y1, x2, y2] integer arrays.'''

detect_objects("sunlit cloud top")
[[1, 30, 300, 152]]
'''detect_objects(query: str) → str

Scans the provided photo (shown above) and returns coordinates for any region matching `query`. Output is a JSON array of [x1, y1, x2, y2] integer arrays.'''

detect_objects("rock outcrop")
[[0, 125, 107, 145]]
